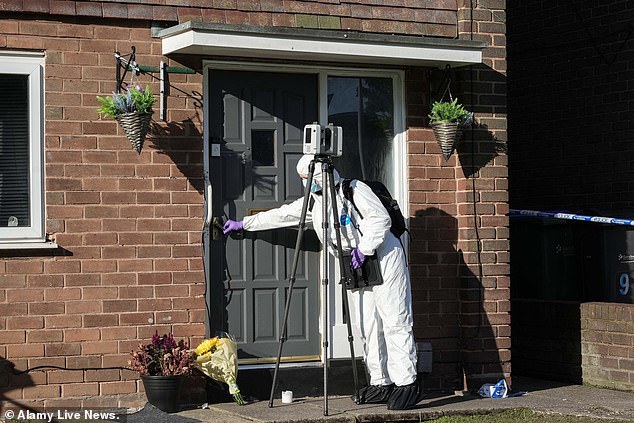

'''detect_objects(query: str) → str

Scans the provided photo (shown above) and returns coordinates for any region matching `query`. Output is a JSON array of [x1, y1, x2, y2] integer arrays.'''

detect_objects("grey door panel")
[[209, 70, 320, 361]]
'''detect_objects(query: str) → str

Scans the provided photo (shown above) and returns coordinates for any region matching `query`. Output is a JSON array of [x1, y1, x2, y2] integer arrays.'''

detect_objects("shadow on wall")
[[147, 91, 205, 195], [455, 120, 507, 179], [409, 207, 506, 391], [0, 356, 34, 412]]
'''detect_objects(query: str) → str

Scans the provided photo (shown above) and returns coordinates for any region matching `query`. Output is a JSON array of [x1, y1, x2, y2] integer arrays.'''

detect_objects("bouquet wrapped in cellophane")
[[193, 333, 245, 405]]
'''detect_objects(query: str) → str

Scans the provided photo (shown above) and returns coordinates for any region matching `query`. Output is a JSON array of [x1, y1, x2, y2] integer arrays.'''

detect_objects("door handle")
[[212, 217, 224, 240], [241, 149, 251, 165]]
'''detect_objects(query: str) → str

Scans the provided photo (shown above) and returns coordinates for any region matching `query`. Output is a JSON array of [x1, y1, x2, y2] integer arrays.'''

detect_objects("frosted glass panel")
[[327, 76, 394, 192]]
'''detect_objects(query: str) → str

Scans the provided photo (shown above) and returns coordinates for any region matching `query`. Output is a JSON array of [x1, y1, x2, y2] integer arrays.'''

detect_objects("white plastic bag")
[[477, 379, 508, 398]]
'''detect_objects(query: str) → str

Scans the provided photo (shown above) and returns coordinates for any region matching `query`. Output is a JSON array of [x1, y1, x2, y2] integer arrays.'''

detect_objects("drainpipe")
[[202, 140, 213, 338]]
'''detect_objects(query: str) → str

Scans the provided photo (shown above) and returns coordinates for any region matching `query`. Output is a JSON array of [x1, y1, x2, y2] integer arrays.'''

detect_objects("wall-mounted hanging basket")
[[116, 111, 153, 154], [431, 121, 463, 161]]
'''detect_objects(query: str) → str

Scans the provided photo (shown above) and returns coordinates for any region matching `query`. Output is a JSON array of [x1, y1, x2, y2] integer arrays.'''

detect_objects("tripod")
[[268, 156, 359, 416]]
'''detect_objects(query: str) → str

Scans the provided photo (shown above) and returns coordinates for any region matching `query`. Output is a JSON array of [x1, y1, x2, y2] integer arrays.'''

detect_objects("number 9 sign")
[[618, 273, 630, 296]]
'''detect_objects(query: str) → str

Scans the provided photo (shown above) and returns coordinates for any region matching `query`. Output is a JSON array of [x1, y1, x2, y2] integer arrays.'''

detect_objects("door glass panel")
[[251, 130, 275, 166], [327, 76, 394, 191]]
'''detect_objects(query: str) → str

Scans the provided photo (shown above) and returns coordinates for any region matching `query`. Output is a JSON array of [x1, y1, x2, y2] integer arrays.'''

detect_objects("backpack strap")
[[342, 179, 363, 219]]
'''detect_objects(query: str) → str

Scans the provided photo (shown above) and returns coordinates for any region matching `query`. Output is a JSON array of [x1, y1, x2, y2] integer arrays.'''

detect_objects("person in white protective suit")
[[222, 154, 422, 410]]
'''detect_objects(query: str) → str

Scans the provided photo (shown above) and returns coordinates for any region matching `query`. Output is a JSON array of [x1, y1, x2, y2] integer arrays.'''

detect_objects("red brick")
[[65, 273, 101, 286], [0, 274, 26, 287], [64, 328, 101, 342], [102, 3, 128, 19], [81, 259, 117, 273], [7, 316, 44, 330], [102, 300, 137, 313], [83, 286, 118, 300], [0, 303, 28, 316], [152, 5, 178, 21], [28, 329, 63, 343], [44, 260, 81, 274], [84, 314, 118, 327], [128, 4, 153, 20], [6, 261, 43, 274], [69, 302, 102, 318], [62, 382, 99, 397], [7, 289, 43, 302], [48, 370, 84, 384], [76, 1, 102, 16], [82, 341, 118, 355], [23, 385, 61, 399], [0, 330, 26, 344], [0, 0, 24, 12], [45, 315, 82, 329], [138, 272, 171, 285], [7, 343, 44, 358], [119, 312, 154, 325], [100, 380, 137, 395]]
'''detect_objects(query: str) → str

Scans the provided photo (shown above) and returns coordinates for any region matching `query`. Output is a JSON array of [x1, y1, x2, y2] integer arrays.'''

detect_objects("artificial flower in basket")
[[97, 85, 155, 154], [129, 332, 194, 413], [192, 333, 246, 405], [428, 97, 473, 161]]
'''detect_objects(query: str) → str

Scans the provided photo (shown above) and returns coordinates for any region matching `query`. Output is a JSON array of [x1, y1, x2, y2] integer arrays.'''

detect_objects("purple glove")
[[350, 248, 367, 269], [223, 219, 244, 235]]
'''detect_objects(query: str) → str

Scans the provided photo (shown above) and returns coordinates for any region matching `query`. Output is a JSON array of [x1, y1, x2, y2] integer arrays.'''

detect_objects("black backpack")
[[341, 179, 409, 239]]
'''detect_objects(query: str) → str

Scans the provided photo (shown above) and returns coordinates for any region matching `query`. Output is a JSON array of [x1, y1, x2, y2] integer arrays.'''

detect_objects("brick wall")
[[407, 0, 508, 390], [0, 0, 508, 407], [508, 1, 634, 212], [4, 0, 458, 37], [0, 10, 206, 410], [582, 302, 634, 391]]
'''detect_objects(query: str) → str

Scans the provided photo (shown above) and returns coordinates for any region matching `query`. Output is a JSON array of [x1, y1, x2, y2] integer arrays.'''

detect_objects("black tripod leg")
[[320, 160, 330, 416], [268, 160, 316, 408], [325, 165, 360, 397]]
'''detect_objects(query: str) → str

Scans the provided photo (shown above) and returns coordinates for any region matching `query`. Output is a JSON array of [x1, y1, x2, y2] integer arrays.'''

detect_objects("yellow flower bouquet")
[[193, 334, 245, 405]]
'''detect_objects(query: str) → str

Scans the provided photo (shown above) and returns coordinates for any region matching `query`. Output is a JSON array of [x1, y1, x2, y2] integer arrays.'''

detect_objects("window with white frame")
[[0, 52, 46, 245]]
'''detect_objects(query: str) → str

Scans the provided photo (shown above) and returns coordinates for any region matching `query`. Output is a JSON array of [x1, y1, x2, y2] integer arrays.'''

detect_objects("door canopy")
[[159, 22, 484, 67]]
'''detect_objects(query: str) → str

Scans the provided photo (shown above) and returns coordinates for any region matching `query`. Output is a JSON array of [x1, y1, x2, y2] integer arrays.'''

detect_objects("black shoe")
[[386, 379, 424, 410], [352, 384, 395, 404]]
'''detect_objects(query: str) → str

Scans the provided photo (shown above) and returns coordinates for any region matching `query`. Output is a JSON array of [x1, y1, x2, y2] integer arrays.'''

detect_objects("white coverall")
[[241, 157, 417, 387]]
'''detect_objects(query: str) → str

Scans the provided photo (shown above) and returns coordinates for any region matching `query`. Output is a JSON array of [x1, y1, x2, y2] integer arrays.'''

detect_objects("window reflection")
[[327, 76, 394, 191]]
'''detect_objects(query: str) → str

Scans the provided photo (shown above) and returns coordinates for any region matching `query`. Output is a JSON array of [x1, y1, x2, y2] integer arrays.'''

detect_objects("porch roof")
[[158, 22, 484, 67]]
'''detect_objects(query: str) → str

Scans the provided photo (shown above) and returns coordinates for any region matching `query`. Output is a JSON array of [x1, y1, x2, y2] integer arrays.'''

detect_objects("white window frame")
[[0, 51, 50, 248]]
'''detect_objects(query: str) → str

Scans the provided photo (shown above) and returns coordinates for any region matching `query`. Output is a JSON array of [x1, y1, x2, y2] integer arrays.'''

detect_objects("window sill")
[[0, 241, 58, 250]]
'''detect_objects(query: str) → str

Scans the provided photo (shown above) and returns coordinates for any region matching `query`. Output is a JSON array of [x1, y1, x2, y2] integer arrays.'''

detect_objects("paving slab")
[[124, 377, 634, 423]]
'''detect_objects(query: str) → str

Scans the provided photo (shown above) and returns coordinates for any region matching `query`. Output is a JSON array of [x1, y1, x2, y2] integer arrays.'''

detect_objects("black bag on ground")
[[343, 252, 383, 290]]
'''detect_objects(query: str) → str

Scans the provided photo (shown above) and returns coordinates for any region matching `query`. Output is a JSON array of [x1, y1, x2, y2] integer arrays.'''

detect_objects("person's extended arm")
[[222, 197, 311, 234]]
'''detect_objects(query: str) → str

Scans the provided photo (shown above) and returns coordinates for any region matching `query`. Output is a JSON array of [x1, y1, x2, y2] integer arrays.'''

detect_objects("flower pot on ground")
[[141, 375, 184, 413], [129, 332, 194, 413], [428, 98, 473, 161], [97, 85, 156, 154]]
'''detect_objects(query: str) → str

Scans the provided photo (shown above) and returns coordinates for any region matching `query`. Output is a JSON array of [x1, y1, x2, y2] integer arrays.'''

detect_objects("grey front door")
[[209, 70, 320, 362]]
